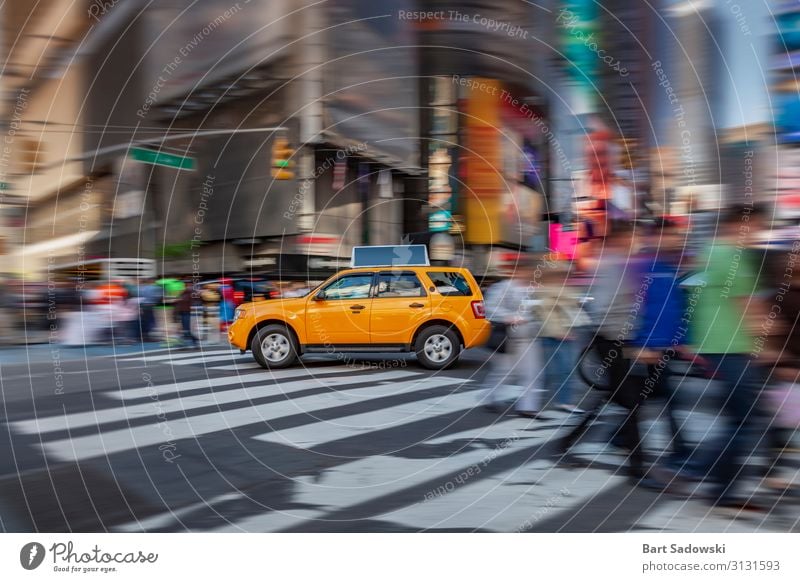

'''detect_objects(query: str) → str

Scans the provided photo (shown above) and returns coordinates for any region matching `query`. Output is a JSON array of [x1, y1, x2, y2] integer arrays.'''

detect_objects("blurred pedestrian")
[[684, 206, 769, 513], [535, 260, 586, 413], [174, 279, 199, 348], [629, 217, 692, 468], [480, 257, 544, 418], [139, 278, 162, 342], [111, 289, 138, 345], [558, 221, 652, 483], [0, 278, 15, 345], [755, 239, 800, 492], [218, 278, 235, 333]]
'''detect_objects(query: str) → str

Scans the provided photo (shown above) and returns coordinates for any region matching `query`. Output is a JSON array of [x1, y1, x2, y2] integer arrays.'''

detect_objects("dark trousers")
[[179, 312, 198, 346], [644, 358, 690, 461], [561, 338, 646, 478], [140, 306, 155, 341], [690, 354, 765, 504]]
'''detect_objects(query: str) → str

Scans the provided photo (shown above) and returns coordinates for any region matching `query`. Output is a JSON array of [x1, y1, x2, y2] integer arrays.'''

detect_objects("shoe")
[[517, 410, 541, 418], [763, 477, 796, 492], [555, 404, 585, 414]]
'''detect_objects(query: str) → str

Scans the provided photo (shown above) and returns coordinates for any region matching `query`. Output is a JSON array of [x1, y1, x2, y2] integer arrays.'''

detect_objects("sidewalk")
[[1, 307, 229, 366], [0, 338, 231, 366]]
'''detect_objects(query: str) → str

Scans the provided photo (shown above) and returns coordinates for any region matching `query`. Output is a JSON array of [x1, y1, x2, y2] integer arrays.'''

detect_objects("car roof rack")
[[350, 245, 430, 268]]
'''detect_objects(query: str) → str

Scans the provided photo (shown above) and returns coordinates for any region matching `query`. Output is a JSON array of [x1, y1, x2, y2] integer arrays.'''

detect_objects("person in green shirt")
[[684, 206, 770, 514], [690, 221, 760, 355]]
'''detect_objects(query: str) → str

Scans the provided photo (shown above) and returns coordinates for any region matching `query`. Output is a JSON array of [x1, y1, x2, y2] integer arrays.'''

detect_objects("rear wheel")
[[414, 325, 461, 370], [251, 325, 299, 369]]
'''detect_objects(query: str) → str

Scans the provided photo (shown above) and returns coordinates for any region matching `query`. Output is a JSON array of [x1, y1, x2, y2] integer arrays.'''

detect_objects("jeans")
[[689, 353, 766, 504], [541, 337, 576, 406]]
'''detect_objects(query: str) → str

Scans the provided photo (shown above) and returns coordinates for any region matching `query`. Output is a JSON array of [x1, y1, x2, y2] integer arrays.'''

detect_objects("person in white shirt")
[[479, 257, 544, 418]]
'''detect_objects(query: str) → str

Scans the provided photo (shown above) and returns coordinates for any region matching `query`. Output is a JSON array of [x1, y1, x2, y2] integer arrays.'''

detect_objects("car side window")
[[320, 274, 373, 300], [426, 271, 473, 296], [375, 272, 425, 298]]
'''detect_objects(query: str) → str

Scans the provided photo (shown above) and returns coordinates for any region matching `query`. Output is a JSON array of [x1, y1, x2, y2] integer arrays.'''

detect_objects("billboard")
[[461, 79, 546, 246], [462, 78, 504, 244]]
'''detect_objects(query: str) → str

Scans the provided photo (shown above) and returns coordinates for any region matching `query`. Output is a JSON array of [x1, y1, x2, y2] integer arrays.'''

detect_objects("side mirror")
[[313, 291, 326, 301]]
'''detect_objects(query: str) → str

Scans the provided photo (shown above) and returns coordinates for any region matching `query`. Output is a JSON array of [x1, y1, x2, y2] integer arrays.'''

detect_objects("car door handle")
[[409, 302, 425, 308], [350, 304, 365, 310]]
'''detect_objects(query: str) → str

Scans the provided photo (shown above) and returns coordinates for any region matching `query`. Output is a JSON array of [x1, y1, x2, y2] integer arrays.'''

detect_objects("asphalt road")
[[1, 343, 798, 532]]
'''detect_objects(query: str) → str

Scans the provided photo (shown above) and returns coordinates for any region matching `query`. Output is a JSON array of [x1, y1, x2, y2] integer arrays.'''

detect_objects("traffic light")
[[271, 136, 295, 180]]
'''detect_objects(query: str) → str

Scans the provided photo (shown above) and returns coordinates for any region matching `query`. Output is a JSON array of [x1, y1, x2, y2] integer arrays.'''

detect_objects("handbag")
[[487, 321, 509, 353]]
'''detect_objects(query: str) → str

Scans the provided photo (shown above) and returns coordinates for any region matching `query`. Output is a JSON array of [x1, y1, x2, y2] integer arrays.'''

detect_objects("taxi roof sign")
[[350, 245, 430, 268]]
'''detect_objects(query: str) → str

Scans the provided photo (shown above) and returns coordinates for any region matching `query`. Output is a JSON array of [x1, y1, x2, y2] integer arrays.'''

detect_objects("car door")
[[305, 272, 374, 345], [369, 271, 430, 346]]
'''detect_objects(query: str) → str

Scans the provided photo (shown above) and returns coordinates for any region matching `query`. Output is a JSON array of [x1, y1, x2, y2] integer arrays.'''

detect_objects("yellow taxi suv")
[[228, 245, 490, 370]]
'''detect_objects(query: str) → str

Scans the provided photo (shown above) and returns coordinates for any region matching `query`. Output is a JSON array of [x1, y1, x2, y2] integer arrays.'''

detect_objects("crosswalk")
[[8, 347, 793, 533], [119, 347, 256, 369]]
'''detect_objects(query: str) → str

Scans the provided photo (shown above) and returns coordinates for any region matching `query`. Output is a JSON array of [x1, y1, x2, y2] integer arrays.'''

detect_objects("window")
[[320, 274, 373, 300], [427, 271, 473, 296], [375, 272, 424, 298]]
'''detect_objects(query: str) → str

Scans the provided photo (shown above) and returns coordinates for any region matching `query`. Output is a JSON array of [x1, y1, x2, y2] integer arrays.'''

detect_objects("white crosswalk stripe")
[[37, 375, 471, 462], [168, 354, 255, 366], [119, 349, 240, 362], [212, 362, 263, 371], [116, 347, 416, 377], [119, 347, 255, 370], [110, 365, 367, 400], [252, 390, 479, 448], [11, 370, 422, 434]]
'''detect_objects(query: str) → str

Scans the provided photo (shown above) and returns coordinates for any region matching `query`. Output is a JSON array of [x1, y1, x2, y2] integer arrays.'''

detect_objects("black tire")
[[251, 324, 299, 369], [414, 325, 461, 370]]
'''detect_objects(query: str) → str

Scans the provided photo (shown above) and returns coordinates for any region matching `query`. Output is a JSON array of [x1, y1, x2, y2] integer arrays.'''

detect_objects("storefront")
[[423, 75, 548, 274]]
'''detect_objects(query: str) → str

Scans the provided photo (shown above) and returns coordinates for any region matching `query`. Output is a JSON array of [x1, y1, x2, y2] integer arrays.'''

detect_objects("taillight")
[[471, 300, 486, 319], [269, 290, 280, 299]]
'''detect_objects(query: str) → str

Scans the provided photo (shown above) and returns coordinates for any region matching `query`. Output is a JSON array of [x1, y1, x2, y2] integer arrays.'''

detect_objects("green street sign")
[[130, 147, 196, 171]]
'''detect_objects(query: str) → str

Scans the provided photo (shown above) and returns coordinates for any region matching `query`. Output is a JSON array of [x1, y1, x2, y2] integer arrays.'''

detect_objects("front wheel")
[[414, 325, 461, 370], [251, 325, 299, 369]]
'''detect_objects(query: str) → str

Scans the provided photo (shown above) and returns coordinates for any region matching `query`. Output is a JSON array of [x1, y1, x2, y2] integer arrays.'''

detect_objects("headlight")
[[234, 308, 245, 321]]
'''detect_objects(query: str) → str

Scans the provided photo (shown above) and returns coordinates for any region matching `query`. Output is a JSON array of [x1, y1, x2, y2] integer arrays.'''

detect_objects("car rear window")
[[426, 271, 473, 296]]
